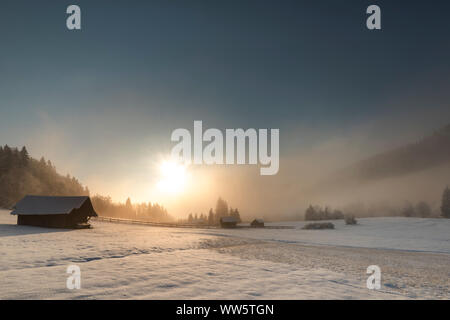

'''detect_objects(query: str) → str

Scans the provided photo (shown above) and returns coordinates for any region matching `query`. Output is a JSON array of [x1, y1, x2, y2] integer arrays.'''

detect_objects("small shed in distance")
[[251, 219, 265, 228], [220, 216, 238, 228], [11, 195, 98, 229]]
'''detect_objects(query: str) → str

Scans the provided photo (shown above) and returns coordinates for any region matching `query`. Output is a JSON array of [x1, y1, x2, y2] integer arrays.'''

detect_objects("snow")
[[1, 210, 449, 299], [200, 217, 450, 254]]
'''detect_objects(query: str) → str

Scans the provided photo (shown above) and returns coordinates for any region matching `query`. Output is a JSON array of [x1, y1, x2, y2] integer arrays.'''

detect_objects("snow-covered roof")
[[11, 196, 92, 216]]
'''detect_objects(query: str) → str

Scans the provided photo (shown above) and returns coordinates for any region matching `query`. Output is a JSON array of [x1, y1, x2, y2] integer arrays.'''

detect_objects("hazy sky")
[[1, 1, 449, 216]]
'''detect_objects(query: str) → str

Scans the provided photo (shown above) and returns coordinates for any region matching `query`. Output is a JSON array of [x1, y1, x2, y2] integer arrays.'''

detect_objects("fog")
[[6, 103, 450, 222], [163, 115, 450, 221]]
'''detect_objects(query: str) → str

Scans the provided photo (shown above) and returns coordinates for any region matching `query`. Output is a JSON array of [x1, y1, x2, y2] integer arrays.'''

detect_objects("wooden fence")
[[93, 216, 295, 230]]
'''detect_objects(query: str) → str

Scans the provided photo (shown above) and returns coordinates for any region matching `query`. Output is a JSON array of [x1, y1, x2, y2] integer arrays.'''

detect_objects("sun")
[[156, 160, 188, 194]]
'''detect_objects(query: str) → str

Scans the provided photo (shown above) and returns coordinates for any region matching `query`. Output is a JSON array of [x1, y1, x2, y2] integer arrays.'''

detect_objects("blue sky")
[[0, 1, 449, 212]]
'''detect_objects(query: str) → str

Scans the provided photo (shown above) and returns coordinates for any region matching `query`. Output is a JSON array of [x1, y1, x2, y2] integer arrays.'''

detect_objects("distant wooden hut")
[[251, 218, 264, 228], [11, 196, 98, 229], [220, 216, 238, 228]]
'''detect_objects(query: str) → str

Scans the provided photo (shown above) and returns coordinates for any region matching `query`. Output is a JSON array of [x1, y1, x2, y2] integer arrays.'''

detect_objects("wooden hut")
[[220, 216, 238, 228], [11, 196, 98, 229], [250, 218, 264, 228]]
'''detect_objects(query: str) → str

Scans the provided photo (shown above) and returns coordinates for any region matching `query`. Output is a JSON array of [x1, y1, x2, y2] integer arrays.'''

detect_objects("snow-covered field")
[[202, 217, 450, 254], [1, 210, 449, 299]]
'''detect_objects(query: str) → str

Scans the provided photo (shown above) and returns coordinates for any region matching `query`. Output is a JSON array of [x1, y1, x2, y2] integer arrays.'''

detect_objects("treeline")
[[401, 201, 432, 218], [91, 196, 172, 222], [0, 145, 172, 223], [305, 186, 450, 220], [0, 145, 88, 208], [179, 197, 241, 225], [304, 202, 436, 221], [304, 205, 344, 221]]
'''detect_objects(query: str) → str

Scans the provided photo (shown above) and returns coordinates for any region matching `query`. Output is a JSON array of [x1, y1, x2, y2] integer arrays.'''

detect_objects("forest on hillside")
[[331, 123, 450, 185], [0, 145, 88, 208], [0, 145, 171, 222]]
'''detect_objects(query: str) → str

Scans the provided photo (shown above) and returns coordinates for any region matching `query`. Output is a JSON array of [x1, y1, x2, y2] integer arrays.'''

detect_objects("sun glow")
[[157, 161, 189, 194]]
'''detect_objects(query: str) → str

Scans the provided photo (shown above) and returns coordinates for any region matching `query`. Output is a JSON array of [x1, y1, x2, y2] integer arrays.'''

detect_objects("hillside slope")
[[328, 124, 450, 187], [0, 145, 88, 208]]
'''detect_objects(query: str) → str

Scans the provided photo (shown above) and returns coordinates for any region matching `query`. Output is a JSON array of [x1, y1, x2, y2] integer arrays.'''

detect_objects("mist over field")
[[3, 117, 450, 221], [166, 119, 450, 221], [1, 1, 450, 302], [0, 1, 449, 222]]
